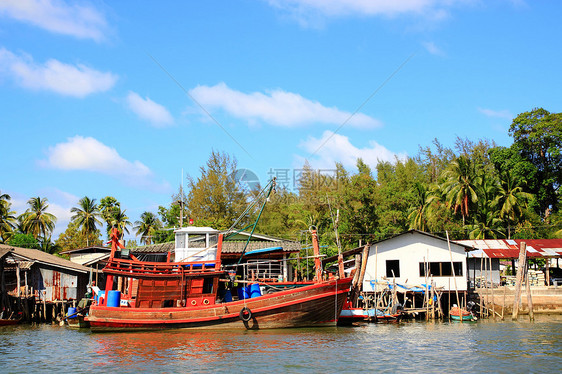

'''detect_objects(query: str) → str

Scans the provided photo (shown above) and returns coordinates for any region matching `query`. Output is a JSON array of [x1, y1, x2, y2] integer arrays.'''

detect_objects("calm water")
[[1, 316, 561, 373]]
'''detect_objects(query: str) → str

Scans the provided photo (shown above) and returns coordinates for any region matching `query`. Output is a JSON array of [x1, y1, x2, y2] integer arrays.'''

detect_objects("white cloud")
[[0, 48, 117, 97], [296, 131, 407, 169], [41, 136, 152, 178], [0, 0, 108, 42], [126, 91, 174, 127], [189, 82, 381, 129], [266, 0, 460, 21], [422, 41, 445, 56], [478, 107, 513, 120]]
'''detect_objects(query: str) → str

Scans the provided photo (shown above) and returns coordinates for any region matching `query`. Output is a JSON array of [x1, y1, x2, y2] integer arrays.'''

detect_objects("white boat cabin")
[[174, 226, 219, 262], [362, 230, 473, 292]]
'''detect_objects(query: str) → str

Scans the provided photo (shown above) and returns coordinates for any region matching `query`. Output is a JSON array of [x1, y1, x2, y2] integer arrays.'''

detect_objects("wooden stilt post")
[[525, 261, 534, 321], [490, 256, 495, 320], [501, 285, 506, 320], [480, 253, 484, 319], [512, 242, 526, 320]]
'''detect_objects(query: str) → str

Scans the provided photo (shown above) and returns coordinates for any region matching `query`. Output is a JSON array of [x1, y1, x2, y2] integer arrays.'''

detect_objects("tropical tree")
[[56, 220, 102, 252], [99, 196, 121, 232], [134, 212, 162, 245], [467, 208, 505, 239], [186, 151, 246, 230], [71, 196, 102, 246], [20, 197, 57, 241], [407, 182, 433, 231], [111, 207, 131, 239], [7, 233, 40, 249], [492, 171, 533, 239], [442, 156, 480, 226], [0, 191, 17, 243], [509, 108, 562, 216]]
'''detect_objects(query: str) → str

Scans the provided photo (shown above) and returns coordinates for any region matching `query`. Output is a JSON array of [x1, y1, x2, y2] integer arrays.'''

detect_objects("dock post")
[[525, 261, 534, 321], [512, 242, 526, 320]]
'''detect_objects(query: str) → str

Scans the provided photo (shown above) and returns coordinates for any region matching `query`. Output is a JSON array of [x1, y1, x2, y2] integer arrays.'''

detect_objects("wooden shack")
[[0, 244, 92, 322]]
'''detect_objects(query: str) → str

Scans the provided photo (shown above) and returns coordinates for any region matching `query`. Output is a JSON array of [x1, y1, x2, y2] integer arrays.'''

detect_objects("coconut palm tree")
[[111, 207, 131, 239], [467, 206, 505, 239], [406, 182, 436, 231], [134, 212, 162, 245], [0, 191, 17, 243], [442, 156, 480, 226], [71, 196, 102, 246], [492, 171, 533, 239], [21, 197, 57, 241]]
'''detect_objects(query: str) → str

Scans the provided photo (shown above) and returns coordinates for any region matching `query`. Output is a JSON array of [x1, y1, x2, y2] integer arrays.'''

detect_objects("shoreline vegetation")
[[0, 108, 560, 263]]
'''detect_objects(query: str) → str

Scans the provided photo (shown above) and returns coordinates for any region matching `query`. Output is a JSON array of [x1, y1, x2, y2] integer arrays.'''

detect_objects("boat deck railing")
[[103, 257, 222, 277]]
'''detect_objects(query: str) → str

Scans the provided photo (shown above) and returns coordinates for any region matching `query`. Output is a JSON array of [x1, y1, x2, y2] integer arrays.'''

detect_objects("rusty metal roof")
[[0, 244, 91, 273], [456, 239, 562, 259]]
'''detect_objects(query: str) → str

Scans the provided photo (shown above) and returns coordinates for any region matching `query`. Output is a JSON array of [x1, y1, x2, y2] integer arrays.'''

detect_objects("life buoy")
[[239, 307, 252, 322], [191, 300, 197, 306], [203, 298, 210, 305]]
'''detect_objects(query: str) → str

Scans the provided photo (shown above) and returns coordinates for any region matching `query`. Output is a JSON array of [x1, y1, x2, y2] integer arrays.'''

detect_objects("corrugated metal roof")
[[0, 244, 91, 273], [457, 239, 562, 259], [131, 240, 301, 254]]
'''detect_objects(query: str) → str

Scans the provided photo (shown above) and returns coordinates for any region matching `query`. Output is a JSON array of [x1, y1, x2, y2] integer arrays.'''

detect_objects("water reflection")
[[1, 317, 561, 373]]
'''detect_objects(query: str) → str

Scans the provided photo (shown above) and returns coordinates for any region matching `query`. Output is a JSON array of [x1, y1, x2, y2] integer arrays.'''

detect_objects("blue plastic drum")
[[107, 290, 121, 307], [250, 283, 261, 298]]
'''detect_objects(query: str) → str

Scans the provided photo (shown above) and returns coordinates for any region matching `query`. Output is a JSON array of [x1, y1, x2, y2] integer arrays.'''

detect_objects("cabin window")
[[203, 277, 214, 294], [176, 233, 185, 249], [386, 260, 400, 278], [419, 262, 463, 277], [188, 234, 207, 248]]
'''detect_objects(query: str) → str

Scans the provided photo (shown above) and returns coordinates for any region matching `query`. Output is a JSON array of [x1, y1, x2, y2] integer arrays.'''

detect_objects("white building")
[[362, 230, 474, 293]]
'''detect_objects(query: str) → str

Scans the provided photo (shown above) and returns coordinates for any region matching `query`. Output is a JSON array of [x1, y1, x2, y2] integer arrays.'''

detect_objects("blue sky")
[[1, 0, 560, 241]]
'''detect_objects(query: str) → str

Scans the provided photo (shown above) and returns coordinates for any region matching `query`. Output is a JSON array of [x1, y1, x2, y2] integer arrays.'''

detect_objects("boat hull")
[[0, 319, 20, 326], [67, 315, 90, 329], [87, 277, 352, 332], [339, 307, 402, 324]]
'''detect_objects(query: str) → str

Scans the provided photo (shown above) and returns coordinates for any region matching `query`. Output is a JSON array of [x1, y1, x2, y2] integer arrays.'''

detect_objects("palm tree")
[[442, 156, 480, 226], [0, 191, 17, 243], [407, 182, 436, 231], [134, 212, 162, 245], [71, 196, 102, 246], [21, 197, 57, 240], [111, 207, 131, 239], [467, 208, 505, 239], [493, 171, 533, 239]]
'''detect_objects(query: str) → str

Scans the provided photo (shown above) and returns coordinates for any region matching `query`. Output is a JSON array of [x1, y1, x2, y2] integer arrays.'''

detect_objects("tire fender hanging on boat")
[[239, 307, 252, 322]]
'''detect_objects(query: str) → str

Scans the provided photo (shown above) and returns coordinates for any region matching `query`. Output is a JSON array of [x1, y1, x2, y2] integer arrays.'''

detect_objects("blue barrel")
[[237, 287, 249, 300], [67, 307, 77, 319], [250, 283, 261, 298], [107, 290, 121, 307], [224, 289, 232, 302]]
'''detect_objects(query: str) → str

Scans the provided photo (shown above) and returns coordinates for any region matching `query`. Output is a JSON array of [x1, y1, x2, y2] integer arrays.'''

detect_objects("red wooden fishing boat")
[[87, 181, 352, 332], [87, 229, 351, 331]]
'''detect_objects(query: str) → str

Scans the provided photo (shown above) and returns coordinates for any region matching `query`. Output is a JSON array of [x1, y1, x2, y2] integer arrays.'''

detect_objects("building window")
[[386, 260, 400, 278], [419, 262, 463, 277]]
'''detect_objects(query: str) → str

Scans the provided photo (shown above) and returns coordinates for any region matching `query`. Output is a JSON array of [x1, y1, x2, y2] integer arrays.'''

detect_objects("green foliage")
[[186, 151, 246, 230], [71, 196, 102, 246], [20, 197, 57, 240], [8, 233, 40, 249], [509, 108, 562, 215], [134, 211, 162, 245], [55, 220, 102, 252], [0, 191, 17, 243]]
